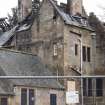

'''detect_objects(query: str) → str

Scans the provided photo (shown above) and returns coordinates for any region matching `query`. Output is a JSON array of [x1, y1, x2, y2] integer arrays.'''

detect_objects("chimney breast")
[[18, 0, 32, 21]]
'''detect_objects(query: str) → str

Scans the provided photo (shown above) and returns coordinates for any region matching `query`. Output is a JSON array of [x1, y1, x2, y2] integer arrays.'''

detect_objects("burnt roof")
[[0, 0, 94, 47], [0, 18, 10, 32]]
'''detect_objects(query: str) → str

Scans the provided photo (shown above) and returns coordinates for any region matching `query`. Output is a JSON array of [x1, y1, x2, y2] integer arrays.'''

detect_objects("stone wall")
[[31, 0, 65, 76], [13, 86, 65, 105], [63, 25, 94, 76]]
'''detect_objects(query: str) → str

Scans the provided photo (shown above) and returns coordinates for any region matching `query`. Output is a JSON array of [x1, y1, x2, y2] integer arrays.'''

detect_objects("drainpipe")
[[91, 32, 96, 105], [78, 38, 83, 105]]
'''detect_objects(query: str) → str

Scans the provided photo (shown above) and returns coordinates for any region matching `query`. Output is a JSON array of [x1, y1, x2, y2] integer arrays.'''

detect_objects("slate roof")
[[0, 48, 64, 95], [0, 26, 17, 46], [49, 0, 93, 31]]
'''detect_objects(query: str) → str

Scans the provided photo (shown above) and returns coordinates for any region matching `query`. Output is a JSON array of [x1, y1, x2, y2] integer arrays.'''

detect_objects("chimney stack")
[[18, 0, 32, 21], [66, 0, 83, 15]]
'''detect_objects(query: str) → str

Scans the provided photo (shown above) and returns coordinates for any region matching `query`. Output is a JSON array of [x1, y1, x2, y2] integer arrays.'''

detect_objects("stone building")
[[0, 0, 104, 105], [0, 0, 95, 104], [0, 48, 65, 105], [0, 0, 94, 76]]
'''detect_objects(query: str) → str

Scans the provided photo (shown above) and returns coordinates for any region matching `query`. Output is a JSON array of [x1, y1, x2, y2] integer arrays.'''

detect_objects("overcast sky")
[[0, 0, 104, 20]]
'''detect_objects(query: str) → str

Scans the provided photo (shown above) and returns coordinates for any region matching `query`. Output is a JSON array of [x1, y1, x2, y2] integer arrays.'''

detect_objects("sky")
[[0, 0, 104, 20]]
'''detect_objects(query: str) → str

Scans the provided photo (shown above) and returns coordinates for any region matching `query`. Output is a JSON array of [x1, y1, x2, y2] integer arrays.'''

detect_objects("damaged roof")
[[49, 0, 93, 30], [0, 0, 93, 47], [0, 11, 35, 47], [0, 48, 64, 95]]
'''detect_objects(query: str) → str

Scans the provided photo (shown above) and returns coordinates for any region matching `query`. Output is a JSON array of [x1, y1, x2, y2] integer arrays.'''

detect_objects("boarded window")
[[29, 89, 35, 105], [87, 47, 91, 62], [75, 44, 78, 56], [50, 94, 57, 105], [96, 78, 103, 96], [1, 98, 8, 105], [21, 88, 27, 105], [88, 79, 92, 96], [82, 46, 86, 61]]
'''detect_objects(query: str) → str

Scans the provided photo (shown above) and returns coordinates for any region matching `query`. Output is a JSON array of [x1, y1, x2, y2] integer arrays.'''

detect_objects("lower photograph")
[[0, 49, 104, 105]]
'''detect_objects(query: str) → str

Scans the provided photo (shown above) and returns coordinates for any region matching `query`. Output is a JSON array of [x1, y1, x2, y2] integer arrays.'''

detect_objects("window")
[[29, 89, 35, 105], [21, 88, 27, 105], [1, 98, 8, 105], [75, 44, 78, 56], [83, 78, 92, 96], [88, 79, 92, 96], [82, 46, 86, 61], [87, 47, 91, 62], [83, 78, 87, 96], [82, 46, 91, 62], [21, 88, 35, 105], [96, 78, 103, 97], [53, 44, 58, 56], [50, 94, 57, 105]]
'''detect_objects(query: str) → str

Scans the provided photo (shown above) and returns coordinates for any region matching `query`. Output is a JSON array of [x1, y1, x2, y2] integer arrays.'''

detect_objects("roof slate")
[[0, 49, 64, 95]]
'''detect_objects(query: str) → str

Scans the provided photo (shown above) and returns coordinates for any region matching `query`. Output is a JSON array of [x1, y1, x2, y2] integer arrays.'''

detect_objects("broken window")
[[82, 46, 86, 61], [96, 78, 103, 97], [50, 94, 57, 105], [75, 44, 78, 56]]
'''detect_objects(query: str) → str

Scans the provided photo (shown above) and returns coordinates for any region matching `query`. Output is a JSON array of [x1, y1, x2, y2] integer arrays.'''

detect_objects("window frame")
[[96, 78, 103, 97], [88, 78, 92, 96], [87, 47, 91, 62], [75, 44, 78, 56], [82, 46, 86, 62], [83, 78, 93, 97], [53, 44, 58, 56], [21, 88, 27, 105], [21, 88, 35, 105], [0, 97, 8, 105], [50, 94, 57, 105]]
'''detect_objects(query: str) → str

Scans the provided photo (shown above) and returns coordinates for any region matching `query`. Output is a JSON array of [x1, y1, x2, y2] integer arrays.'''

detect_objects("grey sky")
[[0, 0, 104, 20]]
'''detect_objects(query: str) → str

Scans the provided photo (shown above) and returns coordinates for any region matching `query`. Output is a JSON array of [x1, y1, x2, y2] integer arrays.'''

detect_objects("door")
[[1, 98, 8, 105], [21, 88, 27, 105], [29, 89, 34, 105]]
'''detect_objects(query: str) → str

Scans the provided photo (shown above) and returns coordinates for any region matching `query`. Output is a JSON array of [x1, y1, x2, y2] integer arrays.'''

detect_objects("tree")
[[88, 12, 105, 49], [7, 7, 18, 27]]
